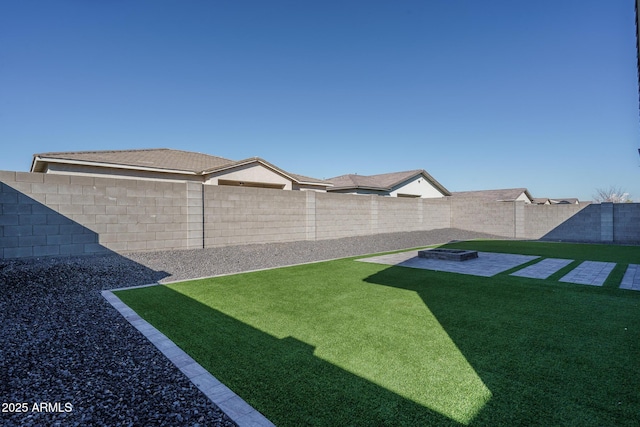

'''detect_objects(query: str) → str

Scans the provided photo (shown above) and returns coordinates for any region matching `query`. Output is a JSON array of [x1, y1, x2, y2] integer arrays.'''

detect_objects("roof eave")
[[296, 181, 334, 188], [32, 157, 199, 175], [328, 185, 387, 192]]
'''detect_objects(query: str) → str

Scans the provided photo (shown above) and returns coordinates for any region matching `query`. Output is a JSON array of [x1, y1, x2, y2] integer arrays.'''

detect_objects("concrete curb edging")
[[101, 288, 275, 427]]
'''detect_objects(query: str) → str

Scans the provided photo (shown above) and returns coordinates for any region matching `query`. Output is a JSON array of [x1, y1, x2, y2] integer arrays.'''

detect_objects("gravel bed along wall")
[[1, 228, 501, 426], [126, 228, 503, 283]]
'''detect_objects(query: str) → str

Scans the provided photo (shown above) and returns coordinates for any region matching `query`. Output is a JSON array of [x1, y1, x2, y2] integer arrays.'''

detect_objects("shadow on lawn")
[[120, 285, 465, 427], [363, 265, 640, 426]]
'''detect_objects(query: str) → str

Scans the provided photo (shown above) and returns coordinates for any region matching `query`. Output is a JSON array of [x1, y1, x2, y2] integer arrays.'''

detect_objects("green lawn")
[[115, 240, 640, 426]]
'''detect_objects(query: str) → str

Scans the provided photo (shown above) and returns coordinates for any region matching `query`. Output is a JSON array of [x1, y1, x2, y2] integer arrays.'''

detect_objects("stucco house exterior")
[[30, 148, 332, 191], [326, 170, 450, 198]]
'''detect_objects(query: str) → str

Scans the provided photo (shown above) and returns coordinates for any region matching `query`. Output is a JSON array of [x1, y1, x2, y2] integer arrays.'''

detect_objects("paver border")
[[102, 286, 275, 427]]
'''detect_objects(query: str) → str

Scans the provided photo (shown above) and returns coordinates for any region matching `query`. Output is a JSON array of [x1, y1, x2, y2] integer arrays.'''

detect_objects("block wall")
[[0, 171, 105, 258], [314, 192, 374, 240], [373, 197, 453, 234], [535, 203, 602, 242], [450, 198, 516, 237], [613, 203, 640, 244], [422, 198, 452, 230], [523, 203, 591, 240], [0, 171, 193, 258], [376, 196, 423, 233], [3, 169, 640, 260], [203, 184, 308, 247]]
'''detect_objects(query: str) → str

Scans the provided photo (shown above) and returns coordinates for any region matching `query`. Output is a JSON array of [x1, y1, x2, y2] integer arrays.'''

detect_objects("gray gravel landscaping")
[[1, 228, 501, 426]]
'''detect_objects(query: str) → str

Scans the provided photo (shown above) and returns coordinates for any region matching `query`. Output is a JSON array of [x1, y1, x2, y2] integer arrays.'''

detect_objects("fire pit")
[[418, 248, 478, 261]]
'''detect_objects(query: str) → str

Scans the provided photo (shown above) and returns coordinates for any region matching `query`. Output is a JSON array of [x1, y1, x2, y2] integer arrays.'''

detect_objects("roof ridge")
[[453, 187, 527, 193], [365, 169, 423, 177], [36, 148, 170, 156]]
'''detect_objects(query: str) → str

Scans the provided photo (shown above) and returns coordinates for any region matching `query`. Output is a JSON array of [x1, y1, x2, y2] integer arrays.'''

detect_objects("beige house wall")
[[205, 163, 293, 189], [515, 193, 532, 204], [389, 176, 446, 198], [43, 162, 203, 183], [43, 161, 327, 192]]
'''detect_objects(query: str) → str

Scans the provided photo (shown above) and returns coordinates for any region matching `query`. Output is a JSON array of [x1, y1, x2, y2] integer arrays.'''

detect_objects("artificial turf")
[[115, 241, 640, 426]]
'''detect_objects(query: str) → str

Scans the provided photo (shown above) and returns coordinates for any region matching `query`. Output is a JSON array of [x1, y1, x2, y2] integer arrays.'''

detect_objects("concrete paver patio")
[[360, 250, 632, 291], [621, 264, 640, 291], [559, 261, 616, 286], [510, 258, 574, 279], [358, 250, 539, 277]]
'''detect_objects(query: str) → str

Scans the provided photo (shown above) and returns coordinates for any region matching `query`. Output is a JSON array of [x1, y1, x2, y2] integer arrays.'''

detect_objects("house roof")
[[327, 169, 450, 196], [202, 156, 332, 186], [31, 148, 233, 174], [451, 188, 534, 202], [534, 197, 580, 205], [31, 148, 331, 186], [532, 198, 551, 205], [549, 198, 580, 204]]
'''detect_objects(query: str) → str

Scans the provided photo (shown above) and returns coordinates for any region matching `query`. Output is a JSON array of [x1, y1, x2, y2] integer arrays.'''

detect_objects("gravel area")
[[1, 228, 502, 426], [127, 228, 503, 284]]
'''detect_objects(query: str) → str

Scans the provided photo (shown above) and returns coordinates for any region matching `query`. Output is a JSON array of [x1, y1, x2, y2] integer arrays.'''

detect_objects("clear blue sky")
[[1, 0, 638, 201]]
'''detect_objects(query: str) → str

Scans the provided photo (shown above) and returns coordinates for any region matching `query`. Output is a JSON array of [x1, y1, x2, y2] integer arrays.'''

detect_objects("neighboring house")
[[532, 198, 551, 205], [533, 197, 580, 205], [452, 188, 534, 204], [326, 170, 450, 198], [548, 198, 580, 205], [30, 149, 332, 191]]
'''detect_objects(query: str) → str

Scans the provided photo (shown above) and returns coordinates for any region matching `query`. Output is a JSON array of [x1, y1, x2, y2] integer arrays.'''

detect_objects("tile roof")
[[31, 148, 330, 185], [532, 198, 551, 204], [533, 197, 580, 205], [32, 148, 233, 174], [327, 169, 450, 195], [549, 198, 580, 204], [451, 188, 533, 202], [202, 156, 332, 185]]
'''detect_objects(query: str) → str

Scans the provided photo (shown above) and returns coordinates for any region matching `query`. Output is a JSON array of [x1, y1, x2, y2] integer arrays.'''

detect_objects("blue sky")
[[1, 0, 638, 201]]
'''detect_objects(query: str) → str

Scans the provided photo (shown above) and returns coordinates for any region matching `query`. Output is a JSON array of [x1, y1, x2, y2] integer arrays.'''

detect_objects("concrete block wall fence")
[[2, 170, 640, 259], [613, 203, 640, 243], [0, 170, 196, 259], [523, 203, 593, 241], [202, 184, 308, 247], [0, 172, 105, 258], [314, 191, 375, 240], [529, 203, 599, 242], [450, 198, 516, 237]]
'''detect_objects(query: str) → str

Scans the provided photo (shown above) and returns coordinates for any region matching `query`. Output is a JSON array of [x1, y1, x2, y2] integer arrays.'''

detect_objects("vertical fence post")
[[305, 191, 316, 241], [186, 181, 204, 249], [514, 201, 525, 239], [370, 196, 378, 235], [600, 202, 614, 243]]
